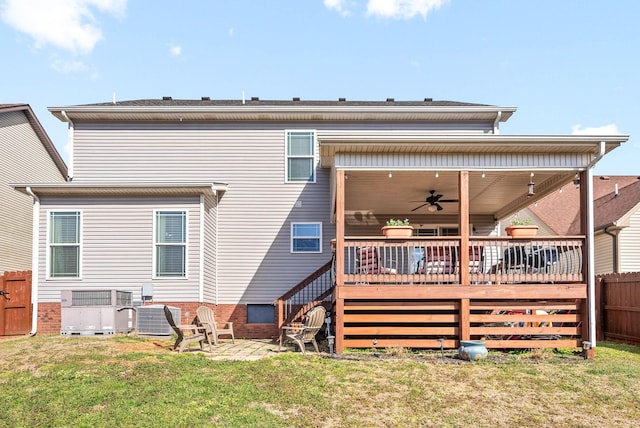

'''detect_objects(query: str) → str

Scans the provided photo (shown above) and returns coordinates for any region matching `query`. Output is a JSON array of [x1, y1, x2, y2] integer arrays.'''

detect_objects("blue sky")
[[1, 0, 638, 175]]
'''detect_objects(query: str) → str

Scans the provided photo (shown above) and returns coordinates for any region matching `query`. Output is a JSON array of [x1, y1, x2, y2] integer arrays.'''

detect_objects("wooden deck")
[[332, 236, 587, 352]]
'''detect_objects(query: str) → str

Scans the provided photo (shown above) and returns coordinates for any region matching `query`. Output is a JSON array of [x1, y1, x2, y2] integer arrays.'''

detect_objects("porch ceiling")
[[343, 170, 576, 219]]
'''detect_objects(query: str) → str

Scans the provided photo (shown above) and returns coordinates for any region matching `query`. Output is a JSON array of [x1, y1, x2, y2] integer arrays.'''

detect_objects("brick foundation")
[[36, 302, 279, 339]]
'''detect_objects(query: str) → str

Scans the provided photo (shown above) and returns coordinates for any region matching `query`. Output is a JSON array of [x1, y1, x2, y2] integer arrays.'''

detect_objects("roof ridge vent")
[[162, 96, 172, 101]]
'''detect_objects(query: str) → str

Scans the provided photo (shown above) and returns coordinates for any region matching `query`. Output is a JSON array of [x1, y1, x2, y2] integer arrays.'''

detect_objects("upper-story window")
[[285, 130, 316, 183], [154, 210, 187, 278], [48, 211, 81, 279]]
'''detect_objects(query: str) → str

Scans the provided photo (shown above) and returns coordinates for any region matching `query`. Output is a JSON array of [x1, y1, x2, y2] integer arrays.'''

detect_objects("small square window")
[[291, 222, 322, 253]]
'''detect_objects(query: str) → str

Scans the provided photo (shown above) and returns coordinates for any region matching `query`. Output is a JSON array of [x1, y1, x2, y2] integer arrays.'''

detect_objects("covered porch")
[[324, 134, 626, 354]]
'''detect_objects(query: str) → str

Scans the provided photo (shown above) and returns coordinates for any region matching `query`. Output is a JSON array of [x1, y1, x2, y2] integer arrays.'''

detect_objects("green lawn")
[[1, 335, 639, 427]]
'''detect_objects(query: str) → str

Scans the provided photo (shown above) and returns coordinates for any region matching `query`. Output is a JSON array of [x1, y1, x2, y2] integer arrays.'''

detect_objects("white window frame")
[[153, 210, 188, 279], [291, 222, 322, 254], [46, 210, 82, 280], [284, 130, 317, 183]]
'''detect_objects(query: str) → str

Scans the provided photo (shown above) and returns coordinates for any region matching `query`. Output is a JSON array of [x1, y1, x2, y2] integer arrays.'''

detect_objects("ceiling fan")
[[411, 190, 459, 212]]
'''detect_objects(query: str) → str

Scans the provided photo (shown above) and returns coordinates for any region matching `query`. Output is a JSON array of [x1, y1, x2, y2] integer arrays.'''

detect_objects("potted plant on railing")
[[505, 216, 539, 237], [381, 218, 414, 238]]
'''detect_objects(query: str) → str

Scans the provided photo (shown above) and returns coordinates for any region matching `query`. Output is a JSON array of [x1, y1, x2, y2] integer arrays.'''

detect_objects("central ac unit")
[[136, 305, 180, 335], [60, 289, 134, 336]]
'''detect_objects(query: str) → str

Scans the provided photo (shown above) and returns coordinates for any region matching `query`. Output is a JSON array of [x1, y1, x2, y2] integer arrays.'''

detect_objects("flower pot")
[[505, 225, 539, 238], [458, 340, 488, 361], [381, 226, 413, 238]]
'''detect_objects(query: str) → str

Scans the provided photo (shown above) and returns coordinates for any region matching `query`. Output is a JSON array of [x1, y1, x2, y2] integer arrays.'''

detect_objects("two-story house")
[[12, 97, 628, 353]]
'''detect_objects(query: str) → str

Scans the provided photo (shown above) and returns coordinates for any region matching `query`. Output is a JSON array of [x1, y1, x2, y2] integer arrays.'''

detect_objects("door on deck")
[[0, 272, 32, 336]]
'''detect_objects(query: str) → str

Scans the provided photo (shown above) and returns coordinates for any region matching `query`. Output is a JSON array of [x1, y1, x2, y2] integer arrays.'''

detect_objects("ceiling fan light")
[[427, 205, 438, 212]]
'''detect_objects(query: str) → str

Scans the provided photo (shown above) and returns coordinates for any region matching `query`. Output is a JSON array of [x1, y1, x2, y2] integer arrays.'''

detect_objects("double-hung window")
[[154, 210, 187, 278], [48, 211, 81, 278], [291, 223, 322, 253], [286, 130, 316, 182]]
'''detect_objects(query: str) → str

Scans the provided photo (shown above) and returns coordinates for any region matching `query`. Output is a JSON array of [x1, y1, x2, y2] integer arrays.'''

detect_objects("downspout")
[[214, 190, 219, 306], [26, 187, 39, 336], [199, 194, 205, 303], [603, 226, 618, 273], [493, 111, 502, 134], [60, 111, 74, 180]]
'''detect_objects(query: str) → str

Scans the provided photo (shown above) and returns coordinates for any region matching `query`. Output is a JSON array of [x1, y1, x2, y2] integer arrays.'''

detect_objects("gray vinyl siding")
[[619, 209, 640, 273], [594, 232, 614, 274], [0, 110, 66, 272], [36, 196, 202, 303], [202, 192, 217, 303], [68, 122, 336, 304]]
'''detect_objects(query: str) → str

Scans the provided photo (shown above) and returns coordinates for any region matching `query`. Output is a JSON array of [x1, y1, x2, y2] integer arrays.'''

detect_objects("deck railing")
[[339, 236, 584, 285], [273, 259, 334, 329]]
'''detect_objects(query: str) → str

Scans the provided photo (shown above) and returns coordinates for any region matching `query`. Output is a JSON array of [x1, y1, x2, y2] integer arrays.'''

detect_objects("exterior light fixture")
[[527, 172, 535, 197], [388, 172, 392, 178], [481, 171, 486, 178], [435, 171, 439, 178]]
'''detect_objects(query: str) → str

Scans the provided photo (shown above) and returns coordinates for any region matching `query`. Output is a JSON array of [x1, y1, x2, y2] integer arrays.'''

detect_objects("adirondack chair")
[[280, 305, 327, 353], [163, 305, 212, 353], [195, 305, 235, 345]]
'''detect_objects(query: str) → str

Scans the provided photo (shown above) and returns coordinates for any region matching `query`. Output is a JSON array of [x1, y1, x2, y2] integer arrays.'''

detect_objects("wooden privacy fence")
[[596, 272, 640, 345]]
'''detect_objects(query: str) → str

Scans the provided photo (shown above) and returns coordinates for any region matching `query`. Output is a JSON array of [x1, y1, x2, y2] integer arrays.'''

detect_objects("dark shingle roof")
[[79, 97, 493, 108]]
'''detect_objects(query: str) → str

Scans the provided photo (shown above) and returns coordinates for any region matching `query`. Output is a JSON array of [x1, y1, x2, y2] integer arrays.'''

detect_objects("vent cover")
[[136, 305, 180, 336]]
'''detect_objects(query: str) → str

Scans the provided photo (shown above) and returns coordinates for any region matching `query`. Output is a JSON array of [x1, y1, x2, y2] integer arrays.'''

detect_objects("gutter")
[[26, 187, 39, 336], [60, 111, 74, 180], [603, 226, 618, 273]]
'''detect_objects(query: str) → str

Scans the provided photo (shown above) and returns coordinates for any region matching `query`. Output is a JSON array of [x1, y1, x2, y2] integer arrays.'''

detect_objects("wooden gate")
[[0, 271, 32, 336]]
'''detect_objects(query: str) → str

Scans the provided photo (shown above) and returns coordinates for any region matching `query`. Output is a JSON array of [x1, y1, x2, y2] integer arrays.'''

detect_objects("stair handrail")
[[273, 258, 334, 329]]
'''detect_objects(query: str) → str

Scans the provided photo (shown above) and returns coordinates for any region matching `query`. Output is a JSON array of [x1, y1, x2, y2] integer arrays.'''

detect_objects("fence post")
[[595, 275, 604, 341]]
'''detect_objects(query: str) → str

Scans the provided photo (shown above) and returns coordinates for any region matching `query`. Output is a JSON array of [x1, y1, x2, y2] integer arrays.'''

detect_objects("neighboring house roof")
[[594, 179, 640, 229], [0, 104, 68, 178], [530, 175, 640, 234]]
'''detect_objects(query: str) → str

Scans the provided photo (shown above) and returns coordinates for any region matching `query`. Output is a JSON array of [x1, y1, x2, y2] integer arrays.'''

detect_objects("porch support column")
[[335, 170, 346, 354], [581, 169, 596, 351], [458, 171, 470, 341]]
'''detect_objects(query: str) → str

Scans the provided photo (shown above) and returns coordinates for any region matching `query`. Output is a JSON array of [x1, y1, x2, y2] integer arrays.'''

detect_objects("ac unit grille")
[[72, 290, 112, 306], [136, 305, 180, 336], [69, 290, 133, 307]]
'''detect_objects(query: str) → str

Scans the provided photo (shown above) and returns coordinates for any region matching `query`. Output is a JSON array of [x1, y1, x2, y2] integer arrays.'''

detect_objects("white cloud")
[[572, 124, 621, 135], [169, 43, 182, 57], [366, 0, 448, 19], [324, 0, 351, 16], [51, 57, 88, 73], [0, 0, 126, 54]]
